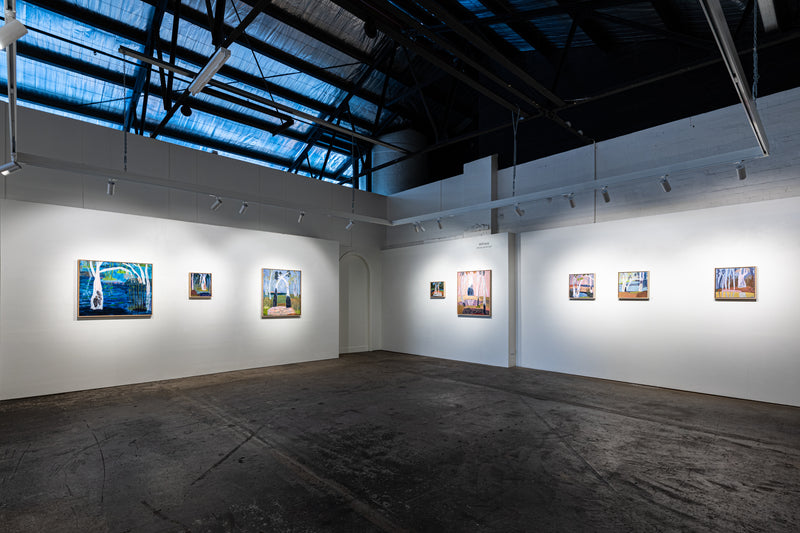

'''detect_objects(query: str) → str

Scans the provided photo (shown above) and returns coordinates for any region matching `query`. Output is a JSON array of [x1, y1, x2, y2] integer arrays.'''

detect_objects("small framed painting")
[[618, 271, 649, 300], [430, 281, 445, 299], [262, 269, 301, 317], [457, 270, 491, 317], [715, 267, 756, 301], [569, 273, 595, 300], [189, 272, 212, 299]]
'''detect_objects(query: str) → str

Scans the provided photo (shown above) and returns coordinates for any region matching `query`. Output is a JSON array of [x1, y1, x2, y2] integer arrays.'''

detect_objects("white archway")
[[339, 252, 370, 354]]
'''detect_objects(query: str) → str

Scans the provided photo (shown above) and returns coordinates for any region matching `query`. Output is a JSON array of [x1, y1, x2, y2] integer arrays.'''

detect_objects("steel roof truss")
[[124, 0, 168, 132]]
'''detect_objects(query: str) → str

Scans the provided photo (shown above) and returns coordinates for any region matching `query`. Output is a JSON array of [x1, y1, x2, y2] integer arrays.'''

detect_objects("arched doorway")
[[339, 253, 370, 354]]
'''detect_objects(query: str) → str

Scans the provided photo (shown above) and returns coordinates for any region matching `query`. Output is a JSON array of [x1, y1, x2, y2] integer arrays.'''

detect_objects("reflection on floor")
[[1, 351, 798, 532]]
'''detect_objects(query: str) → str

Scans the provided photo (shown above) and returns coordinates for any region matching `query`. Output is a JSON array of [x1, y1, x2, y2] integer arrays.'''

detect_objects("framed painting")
[[430, 281, 445, 299], [78, 260, 152, 318], [262, 269, 301, 318], [618, 271, 649, 300], [715, 267, 756, 301], [569, 273, 595, 300], [189, 272, 212, 299], [457, 270, 491, 317]]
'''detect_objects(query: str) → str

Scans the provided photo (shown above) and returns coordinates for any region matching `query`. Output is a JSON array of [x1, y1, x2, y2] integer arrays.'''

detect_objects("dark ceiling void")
[[7, 0, 800, 192]]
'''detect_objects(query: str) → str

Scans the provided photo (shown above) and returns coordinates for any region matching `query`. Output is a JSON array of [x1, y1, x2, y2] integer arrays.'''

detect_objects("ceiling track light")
[[567, 193, 576, 209], [736, 162, 747, 180], [345, 219, 354, 231], [437, 218, 443, 230], [297, 211, 305, 223], [363, 18, 377, 38], [413, 222, 420, 233], [238, 201, 248, 215], [210, 196, 222, 211], [659, 176, 672, 193], [514, 204, 525, 217], [418, 222, 426, 232], [0, 160, 21, 175], [106, 178, 116, 196], [601, 186, 610, 203]]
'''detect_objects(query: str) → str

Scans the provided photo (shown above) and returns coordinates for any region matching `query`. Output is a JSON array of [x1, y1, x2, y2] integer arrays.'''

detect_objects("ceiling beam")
[[554, 1, 618, 52], [148, 0, 270, 139], [136, 0, 411, 116], [329, 0, 537, 117], [14, 41, 352, 157], [120, 46, 409, 153], [455, 0, 561, 63], [591, 10, 713, 50], [416, 0, 566, 107], [27, 0, 407, 129], [225, 0, 473, 127], [436, 0, 638, 27], [123, 0, 167, 132], [288, 42, 396, 173]]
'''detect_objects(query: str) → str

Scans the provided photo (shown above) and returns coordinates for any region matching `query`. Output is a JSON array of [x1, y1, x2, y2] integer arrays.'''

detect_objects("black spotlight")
[[180, 104, 192, 117], [363, 19, 377, 38]]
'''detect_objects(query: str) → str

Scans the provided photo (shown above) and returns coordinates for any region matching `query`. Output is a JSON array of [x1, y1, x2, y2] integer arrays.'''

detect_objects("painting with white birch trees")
[[189, 272, 212, 299], [569, 273, 595, 300], [78, 260, 153, 318], [262, 269, 301, 317], [618, 271, 650, 300], [715, 267, 756, 300]]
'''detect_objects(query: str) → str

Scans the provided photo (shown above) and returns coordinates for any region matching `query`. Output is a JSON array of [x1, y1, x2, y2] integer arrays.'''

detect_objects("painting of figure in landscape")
[[618, 271, 649, 300], [78, 260, 152, 318], [262, 269, 301, 317], [189, 272, 212, 299], [569, 273, 595, 300], [430, 281, 445, 299], [715, 267, 756, 300], [457, 270, 491, 317]]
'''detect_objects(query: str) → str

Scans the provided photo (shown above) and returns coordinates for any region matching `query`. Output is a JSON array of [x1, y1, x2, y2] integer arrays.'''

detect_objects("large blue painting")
[[78, 260, 153, 318]]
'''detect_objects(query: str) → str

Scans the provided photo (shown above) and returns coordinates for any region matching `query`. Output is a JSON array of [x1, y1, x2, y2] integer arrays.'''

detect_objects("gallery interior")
[[0, 1, 798, 531]]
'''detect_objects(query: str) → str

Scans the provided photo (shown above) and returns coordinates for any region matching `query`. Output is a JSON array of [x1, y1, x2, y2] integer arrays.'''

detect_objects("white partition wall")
[[0, 199, 340, 400], [518, 196, 800, 407], [382, 233, 513, 367]]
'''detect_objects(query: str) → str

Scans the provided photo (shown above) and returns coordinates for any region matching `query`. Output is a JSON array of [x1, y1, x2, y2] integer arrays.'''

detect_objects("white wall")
[[381, 232, 512, 367], [383, 88, 800, 241], [385, 157, 495, 247], [0, 199, 340, 400], [518, 195, 800, 407], [1, 105, 388, 252]]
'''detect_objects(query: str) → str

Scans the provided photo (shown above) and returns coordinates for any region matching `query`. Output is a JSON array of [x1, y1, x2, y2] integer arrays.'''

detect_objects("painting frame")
[[189, 272, 212, 299], [618, 270, 650, 300], [715, 266, 757, 301], [262, 268, 302, 318], [456, 270, 491, 318], [569, 273, 596, 300], [77, 259, 153, 319], [430, 281, 445, 299]]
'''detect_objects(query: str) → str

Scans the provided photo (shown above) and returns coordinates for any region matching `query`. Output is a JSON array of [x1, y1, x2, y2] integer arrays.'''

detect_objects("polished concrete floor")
[[1, 351, 798, 532]]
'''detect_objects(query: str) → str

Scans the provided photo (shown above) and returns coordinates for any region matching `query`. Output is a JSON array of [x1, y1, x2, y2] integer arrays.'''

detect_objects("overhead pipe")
[[3, 0, 25, 171], [698, 0, 770, 156]]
